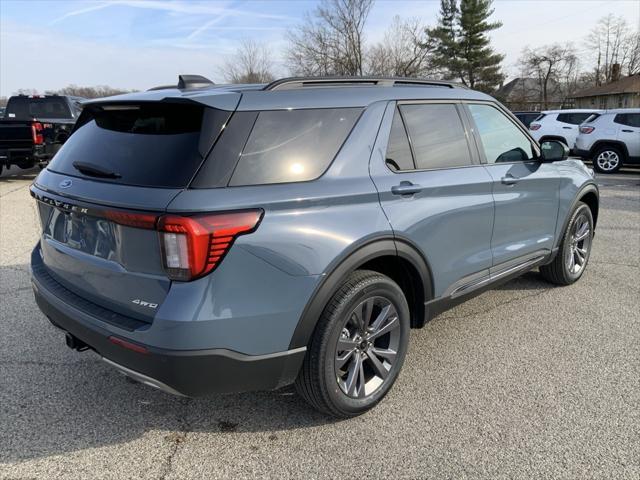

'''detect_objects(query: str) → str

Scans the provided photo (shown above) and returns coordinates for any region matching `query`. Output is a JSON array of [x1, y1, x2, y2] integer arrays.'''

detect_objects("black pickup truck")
[[0, 95, 84, 174]]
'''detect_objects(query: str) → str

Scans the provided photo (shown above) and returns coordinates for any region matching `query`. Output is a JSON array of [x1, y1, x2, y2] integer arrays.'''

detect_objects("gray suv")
[[30, 76, 599, 417]]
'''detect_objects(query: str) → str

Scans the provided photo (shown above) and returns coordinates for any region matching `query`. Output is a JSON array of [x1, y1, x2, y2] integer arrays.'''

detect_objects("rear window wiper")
[[72, 161, 121, 179]]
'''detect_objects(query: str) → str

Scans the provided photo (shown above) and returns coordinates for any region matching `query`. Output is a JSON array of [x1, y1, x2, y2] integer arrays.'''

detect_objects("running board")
[[441, 251, 549, 300]]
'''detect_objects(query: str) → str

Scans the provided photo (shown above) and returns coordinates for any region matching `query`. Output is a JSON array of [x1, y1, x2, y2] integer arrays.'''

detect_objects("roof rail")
[[263, 76, 467, 91], [147, 74, 215, 92]]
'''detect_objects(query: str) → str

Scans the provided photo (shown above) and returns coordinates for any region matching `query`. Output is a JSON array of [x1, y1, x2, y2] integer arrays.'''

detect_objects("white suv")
[[529, 109, 603, 151], [574, 109, 640, 173]]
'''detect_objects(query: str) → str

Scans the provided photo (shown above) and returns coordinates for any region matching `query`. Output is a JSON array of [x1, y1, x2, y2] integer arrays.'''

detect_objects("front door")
[[464, 103, 560, 270], [369, 101, 495, 298]]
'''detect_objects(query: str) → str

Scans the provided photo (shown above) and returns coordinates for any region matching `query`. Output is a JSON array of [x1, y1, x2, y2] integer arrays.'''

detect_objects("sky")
[[1, 0, 638, 96]]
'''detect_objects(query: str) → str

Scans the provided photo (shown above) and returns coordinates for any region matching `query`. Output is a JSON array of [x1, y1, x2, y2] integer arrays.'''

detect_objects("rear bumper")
[[31, 261, 306, 397]]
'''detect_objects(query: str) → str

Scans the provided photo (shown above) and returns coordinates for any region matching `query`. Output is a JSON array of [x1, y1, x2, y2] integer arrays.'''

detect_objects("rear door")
[[464, 102, 560, 269], [32, 100, 234, 321], [615, 112, 640, 158], [369, 101, 495, 298]]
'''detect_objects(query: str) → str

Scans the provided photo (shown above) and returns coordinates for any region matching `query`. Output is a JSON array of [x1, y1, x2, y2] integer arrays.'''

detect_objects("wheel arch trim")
[[554, 183, 599, 250], [288, 236, 433, 350]]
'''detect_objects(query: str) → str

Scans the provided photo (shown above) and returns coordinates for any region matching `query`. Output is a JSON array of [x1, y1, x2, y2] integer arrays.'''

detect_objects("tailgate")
[[31, 170, 179, 323], [0, 121, 33, 149]]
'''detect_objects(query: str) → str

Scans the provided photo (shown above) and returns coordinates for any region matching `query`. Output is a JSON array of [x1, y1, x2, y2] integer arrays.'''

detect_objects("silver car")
[[575, 108, 640, 173]]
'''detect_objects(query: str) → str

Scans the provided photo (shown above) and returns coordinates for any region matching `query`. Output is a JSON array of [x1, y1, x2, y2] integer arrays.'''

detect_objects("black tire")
[[540, 202, 593, 285], [592, 145, 624, 174], [295, 270, 410, 418]]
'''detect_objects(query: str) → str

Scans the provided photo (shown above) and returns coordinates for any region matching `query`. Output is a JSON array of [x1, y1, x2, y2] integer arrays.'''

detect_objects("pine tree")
[[426, 0, 505, 92]]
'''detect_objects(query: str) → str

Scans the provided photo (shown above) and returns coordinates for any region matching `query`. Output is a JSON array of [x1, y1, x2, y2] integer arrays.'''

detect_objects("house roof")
[[572, 75, 640, 98]]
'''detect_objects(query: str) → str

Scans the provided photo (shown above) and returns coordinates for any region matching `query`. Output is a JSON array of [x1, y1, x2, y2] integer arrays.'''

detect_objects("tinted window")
[[556, 112, 594, 125], [229, 108, 361, 186], [400, 104, 472, 169], [583, 113, 601, 124], [385, 108, 415, 171], [614, 113, 640, 127], [5, 97, 72, 120], [468, 104, 536, 164], [48, 103, 227, 188]]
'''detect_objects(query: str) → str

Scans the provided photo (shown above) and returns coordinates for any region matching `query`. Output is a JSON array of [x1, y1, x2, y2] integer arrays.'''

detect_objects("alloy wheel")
[[334, 296, 401, 398], [565, 212, 591, 275], [596, 150, 620, 172]]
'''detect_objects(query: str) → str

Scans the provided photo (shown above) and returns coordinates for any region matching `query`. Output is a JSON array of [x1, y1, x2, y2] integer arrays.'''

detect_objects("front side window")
[[468, 104, 536, 164], [229, 108, 361, 186], [400, 103, 472, 169]]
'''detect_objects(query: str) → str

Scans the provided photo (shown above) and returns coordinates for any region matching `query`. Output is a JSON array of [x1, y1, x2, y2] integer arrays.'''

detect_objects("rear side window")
[[468, 104, 536, 164], [400, 103, 472, 169], [614, 113, 640, 127], [385, 108, 415, 171], [228, 108, 361, 186], [6, 97, 72, 119], [583, 113, 601, 124], [556, 112, 594, 125], [48, 103, 228, 188]]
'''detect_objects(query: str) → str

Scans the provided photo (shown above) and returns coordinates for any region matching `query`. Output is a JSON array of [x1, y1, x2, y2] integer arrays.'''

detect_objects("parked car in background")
[[0, 106, 6, 118], [512, 111, 541, 128], [30, 75, 598, 418], [575, 108, 640, 173], [529, 109, 603, 151], [0, 94, 84, 174]]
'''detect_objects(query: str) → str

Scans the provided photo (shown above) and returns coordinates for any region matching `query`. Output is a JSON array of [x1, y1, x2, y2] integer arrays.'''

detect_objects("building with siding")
[[571, 75, 640, 109]]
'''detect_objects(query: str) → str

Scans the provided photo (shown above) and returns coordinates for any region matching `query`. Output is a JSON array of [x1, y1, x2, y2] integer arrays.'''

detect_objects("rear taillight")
[[157, 210, 263, 281], [529, 123, 541, 131], [580, 126, 595, 134], [31, 122, 44, 145]]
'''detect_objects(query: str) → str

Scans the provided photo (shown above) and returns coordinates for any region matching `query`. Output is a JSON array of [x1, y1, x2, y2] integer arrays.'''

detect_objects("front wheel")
[[295, 270, 410, 418], [540, 202, 593, 285]]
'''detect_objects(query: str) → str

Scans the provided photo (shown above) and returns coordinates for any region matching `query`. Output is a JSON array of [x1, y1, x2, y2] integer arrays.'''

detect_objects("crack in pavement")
[[0, 183, 29, 198], [159, 398, 192, 480]]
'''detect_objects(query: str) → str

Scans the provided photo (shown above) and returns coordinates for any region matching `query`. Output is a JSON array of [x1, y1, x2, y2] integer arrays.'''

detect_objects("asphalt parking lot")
[[1, 164, 638, 479]]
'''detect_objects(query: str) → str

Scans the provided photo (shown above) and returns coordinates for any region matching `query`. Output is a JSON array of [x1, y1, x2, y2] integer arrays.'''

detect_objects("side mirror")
[[540, 140, 569, 162]]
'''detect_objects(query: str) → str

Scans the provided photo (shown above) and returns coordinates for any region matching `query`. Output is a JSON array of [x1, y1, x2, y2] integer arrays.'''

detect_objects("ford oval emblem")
[[59, 179, 73, 189]]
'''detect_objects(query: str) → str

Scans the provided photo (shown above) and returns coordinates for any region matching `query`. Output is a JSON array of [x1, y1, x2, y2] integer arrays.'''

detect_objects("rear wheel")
[[593, 145, 623, 173], [540, 202, 593, 285], [295, 270, 410, 418]]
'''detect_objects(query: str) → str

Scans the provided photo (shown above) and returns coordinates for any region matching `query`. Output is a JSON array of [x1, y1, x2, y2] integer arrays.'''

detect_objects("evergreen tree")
[[426, 0, 505, 92]]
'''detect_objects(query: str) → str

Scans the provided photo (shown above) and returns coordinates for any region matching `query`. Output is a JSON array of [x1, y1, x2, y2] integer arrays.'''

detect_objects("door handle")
[[501, 174, 519, 185], [391, 181, 423, 196], [621, 129, 633, 133], [562, 126, 572, 129]]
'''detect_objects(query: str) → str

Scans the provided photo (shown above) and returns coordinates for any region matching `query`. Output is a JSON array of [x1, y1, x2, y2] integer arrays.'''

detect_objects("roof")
[[540, 109, 603, 114], [83, 75, 493, 112], [572, 75, 640, 98]]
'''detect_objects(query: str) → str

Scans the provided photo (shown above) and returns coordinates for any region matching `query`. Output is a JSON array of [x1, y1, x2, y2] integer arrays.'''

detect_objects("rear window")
[[228, 108, 361, 186], [6, 97, 72, 120], [48, 103, 228, 188], [583, 113, 601, 124]]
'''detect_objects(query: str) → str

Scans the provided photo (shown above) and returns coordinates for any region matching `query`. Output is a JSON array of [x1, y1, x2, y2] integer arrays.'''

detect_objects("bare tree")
[[367, 16, 434, 77], [221, 39, 275, 84], [586, 14, 640, 84], [286, 0, 374, 76], [519, 43, 579, 109], [44, 85, 135, 98]]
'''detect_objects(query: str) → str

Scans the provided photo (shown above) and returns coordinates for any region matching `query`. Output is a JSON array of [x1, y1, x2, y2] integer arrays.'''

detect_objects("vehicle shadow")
[[0, 262, 337, 464], [0, 166, 39, 181]]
